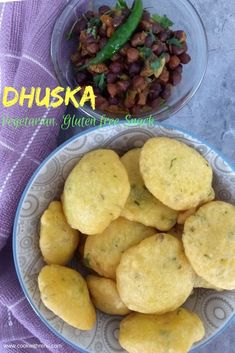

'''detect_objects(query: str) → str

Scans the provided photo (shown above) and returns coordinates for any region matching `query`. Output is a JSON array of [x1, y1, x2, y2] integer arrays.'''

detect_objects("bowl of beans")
[[51, 0, 208, 120]]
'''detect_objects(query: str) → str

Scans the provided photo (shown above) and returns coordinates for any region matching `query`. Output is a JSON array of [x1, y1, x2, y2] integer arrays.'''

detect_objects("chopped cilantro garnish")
[[86, 18, 101, 39], [152, 13, 174, 29], [116, 0, 128, 9], [151, 58, 162, 71], [87, 26, 97, 38], [94, 73, 107, 92], [167, 38, 183, 48], [148, 29, 156, 42], [170, 157, 177, 169], [89, 18, 101, 27], [139, 47, 153, 59], [159, 330, 169, 337]]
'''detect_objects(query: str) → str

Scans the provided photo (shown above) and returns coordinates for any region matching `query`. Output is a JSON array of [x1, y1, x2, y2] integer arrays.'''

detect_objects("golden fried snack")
[[38, 265, 96, 330], [119, 308, 205, 353], [39, 201, 79, 265], [177, 189, 215, 225], [140, 137, 213, 211], [121, 149, 178, 230], [87, 275, 130, 315], [204, 188, 215, 203], [193, 273, 223, 291], [116, 234, 194, 314], [167, 226, 222, 291], [183, 201, 235, 290], [62, 149, 130, 234], [84, 217, 156, 279]]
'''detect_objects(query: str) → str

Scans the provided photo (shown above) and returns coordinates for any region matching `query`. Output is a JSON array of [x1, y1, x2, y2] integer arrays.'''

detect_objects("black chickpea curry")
[[69, 0, 191, 115]]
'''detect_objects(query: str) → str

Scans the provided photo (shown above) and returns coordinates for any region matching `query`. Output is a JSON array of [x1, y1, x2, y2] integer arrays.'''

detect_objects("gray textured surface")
[[159, 3, 235, 352], [170, 0, 235, 170], [176, 1, 235, 351], [60, 0, 235, 351]]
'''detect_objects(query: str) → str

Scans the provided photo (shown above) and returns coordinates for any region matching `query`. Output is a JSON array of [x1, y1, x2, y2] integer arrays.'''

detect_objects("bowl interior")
[[51, 0, 208, 120], [14, 124, 235, 353]]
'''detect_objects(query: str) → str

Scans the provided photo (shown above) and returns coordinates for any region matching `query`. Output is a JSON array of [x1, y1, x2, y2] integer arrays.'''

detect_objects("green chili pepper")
[[77, 0, 143, 71]]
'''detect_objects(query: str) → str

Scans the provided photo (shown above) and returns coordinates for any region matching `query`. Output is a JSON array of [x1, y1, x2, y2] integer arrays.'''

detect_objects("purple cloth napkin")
[[0, 1, 84, 351]]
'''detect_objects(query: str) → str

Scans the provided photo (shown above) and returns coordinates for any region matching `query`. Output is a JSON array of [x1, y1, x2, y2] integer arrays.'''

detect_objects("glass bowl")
[[51, 0, 208, 121]]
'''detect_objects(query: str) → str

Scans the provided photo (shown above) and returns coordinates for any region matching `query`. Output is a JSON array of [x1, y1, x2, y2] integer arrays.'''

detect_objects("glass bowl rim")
[[51, 0, 209, 120]]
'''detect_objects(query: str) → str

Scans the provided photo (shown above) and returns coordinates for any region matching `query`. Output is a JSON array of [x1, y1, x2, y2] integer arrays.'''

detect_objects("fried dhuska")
[[87, 275, 130, 315], [121, 148, 178, 230], [62, 149, 130, 235], [177, 189, 215, 225], [116, 234, 194, 314], [140, 137, 213, 211], [193, 274, 223, 291], [39, 201, 79, 265], [183, 201, 235, 290], [38, 265, 96, 330], [119, 308, 205, 353], [84, 217, 156, 279]]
